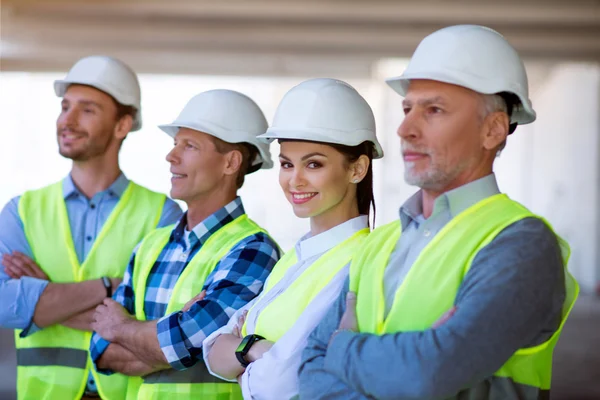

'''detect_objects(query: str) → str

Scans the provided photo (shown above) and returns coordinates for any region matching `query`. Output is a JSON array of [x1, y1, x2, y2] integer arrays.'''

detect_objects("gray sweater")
[[298, 217, 566, 400]]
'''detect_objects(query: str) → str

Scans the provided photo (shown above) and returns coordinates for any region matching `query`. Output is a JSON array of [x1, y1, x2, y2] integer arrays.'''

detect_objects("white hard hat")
[[259, 78, 383, 159], [54, 56, 143, 131], [159, 89, 273, 172], [386, 25, 536, 127]]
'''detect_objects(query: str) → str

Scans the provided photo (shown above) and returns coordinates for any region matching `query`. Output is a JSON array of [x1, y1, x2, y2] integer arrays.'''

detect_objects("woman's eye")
[[307, 162, 322, 169], [280, 162, 292, 169]]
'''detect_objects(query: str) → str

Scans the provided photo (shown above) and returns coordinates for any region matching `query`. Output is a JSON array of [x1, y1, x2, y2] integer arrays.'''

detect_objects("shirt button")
[[90, 204, 96, 209], [86, 236, 92, 241], [180, 252, 188, 261], [423, 229, 431, 237]]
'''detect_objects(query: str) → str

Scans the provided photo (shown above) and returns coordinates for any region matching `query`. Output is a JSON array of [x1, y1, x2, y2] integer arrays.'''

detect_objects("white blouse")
[[202, 215, 369, 400]]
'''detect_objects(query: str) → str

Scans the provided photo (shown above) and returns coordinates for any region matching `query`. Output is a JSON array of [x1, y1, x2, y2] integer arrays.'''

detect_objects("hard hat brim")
[[259, 128, 383, 159], [385, 72, 536, 126], [158, 122, 273, 172]]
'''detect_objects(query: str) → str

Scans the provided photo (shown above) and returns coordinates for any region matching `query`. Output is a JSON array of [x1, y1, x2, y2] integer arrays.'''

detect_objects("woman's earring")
[[352, 179, 359, 184]]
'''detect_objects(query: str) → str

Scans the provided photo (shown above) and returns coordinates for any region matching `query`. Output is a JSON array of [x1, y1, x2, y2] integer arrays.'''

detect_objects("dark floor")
[[1, 295, 599, 400], [550, 294, 600, 400]]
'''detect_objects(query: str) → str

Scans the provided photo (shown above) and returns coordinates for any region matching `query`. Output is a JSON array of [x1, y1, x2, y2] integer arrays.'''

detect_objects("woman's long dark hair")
[[328, 141, 376, 227]]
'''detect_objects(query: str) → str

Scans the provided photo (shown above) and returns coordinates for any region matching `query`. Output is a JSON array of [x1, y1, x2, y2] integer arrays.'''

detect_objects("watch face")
[[235, 335, 252, 354]]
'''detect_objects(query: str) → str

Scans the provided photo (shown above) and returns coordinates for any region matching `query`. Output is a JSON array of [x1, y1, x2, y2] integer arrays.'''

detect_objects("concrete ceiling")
[[1, 0, 599, 77]]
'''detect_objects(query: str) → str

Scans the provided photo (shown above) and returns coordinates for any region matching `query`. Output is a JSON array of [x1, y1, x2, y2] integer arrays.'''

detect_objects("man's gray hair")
[[479, 94, 508, 156]]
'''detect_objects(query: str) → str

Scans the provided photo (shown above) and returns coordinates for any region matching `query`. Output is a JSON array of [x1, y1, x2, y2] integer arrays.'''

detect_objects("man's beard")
[[404, 157, 470, 191], [57, 128, 113, 161]]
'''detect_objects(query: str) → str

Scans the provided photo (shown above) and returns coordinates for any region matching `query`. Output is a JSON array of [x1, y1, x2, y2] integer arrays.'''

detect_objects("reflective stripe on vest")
[[17, 347, 88, 369], [129, 214, 269, 400], [16, 181, 166, 400], [350, 194, 579, 395], [242, 228, 369, 340]]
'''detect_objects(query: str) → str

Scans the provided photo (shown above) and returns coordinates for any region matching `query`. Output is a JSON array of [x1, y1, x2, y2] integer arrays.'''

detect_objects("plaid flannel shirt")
[[90, 197, 280, 371]]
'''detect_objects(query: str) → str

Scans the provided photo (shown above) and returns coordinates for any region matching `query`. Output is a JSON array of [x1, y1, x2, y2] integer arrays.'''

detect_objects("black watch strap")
[[235, 334, 265, 367], [235, 350, 250, 368], [101, 277, 112, 298]]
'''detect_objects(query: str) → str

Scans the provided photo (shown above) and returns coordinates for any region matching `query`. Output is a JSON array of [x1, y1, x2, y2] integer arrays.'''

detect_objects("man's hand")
[[2, 251, 49, 280], [329, 291, 358, 346], [432, 306, 457, 329], [121, 360, 158, 377], [62, 308, 96, 332], [338, 291, 358, 332], [97, 343, 159, 377], [182, 290, 206, 312], [92, 298, 134, 342]]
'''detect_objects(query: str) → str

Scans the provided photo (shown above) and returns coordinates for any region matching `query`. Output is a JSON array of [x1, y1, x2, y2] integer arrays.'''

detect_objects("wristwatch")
[[235, 334, 265, 367], [101, 276, 112, 298]]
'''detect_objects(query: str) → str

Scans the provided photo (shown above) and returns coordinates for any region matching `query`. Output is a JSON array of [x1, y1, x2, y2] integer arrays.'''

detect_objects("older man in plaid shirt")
[[88, 90, 280, 398]]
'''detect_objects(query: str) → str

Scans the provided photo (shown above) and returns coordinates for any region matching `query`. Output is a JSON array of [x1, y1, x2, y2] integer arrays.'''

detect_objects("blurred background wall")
[[1, 1, 599, 398]]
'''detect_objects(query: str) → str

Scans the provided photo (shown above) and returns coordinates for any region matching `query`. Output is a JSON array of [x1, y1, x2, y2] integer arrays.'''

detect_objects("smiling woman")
[[278, 140, 375, 235], [203, 78, 383, 400]]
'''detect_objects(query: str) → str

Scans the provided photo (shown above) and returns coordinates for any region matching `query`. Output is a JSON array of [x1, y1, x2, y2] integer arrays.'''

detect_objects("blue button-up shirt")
[[382, 173, 501, 315], [90, 197, 281, 372], [0, 173, 182, 329]]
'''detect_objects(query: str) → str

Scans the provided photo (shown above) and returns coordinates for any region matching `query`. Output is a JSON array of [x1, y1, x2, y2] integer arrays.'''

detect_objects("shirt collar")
[[399, 173, 500, 229], [441, 173, 500, 216], [62, 173, 129, 200], [399, 190, 423, 230], [171, 197, 246, 246], [296, 215, 369, 261]]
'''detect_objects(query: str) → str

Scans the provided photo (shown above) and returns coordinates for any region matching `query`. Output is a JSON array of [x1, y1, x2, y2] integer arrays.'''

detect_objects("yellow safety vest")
[[243, 228, 369, 341], [15, 180, 166, 400], [350, 194, 579, 396], [128, 214, 270, 400]]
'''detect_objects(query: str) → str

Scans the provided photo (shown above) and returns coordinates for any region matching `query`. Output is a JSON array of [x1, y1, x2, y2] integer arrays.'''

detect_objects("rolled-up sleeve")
[[0, 197, 50, 330], [157, 233, 280, 370], [0, 276, 48, 330]]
